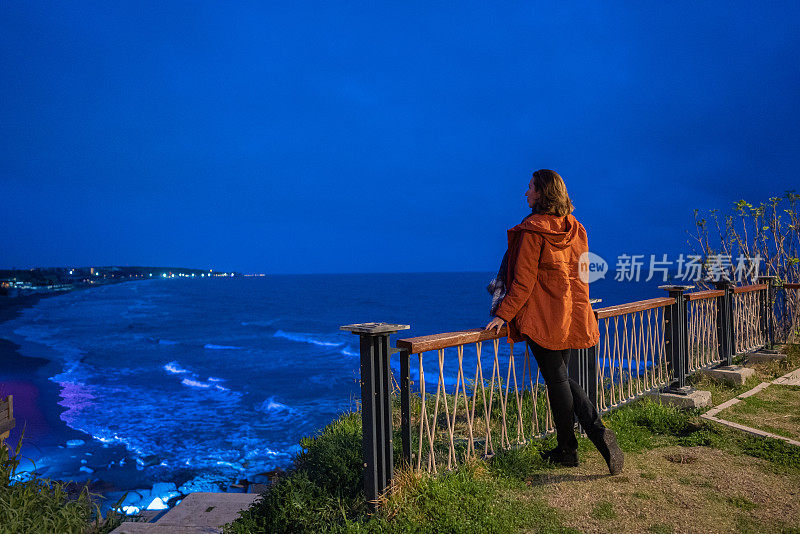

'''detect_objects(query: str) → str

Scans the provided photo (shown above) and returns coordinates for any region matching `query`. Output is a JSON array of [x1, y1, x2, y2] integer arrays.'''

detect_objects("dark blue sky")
[[2, 2, 798, 273]]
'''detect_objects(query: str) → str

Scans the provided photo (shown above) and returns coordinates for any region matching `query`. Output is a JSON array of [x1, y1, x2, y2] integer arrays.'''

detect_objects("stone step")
[[108, 524, 219, 534], [111, 492, 260, 534]]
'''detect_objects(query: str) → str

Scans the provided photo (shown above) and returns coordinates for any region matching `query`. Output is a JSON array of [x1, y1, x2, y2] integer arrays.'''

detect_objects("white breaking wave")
[[273, 330, 344, 347], [164, 361, 190, 374], [181, 378, 210, 389]]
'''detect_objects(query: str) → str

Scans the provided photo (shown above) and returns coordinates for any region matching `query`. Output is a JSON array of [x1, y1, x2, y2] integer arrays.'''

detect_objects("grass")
[[726, 496, 758, 511], [685, 341, 800, 409], [0, 430, 130, 534], [223, 409, 577, 534], [224, 390, 800, 533], [224, 343, 800, 532], [721, 384, 800, 440], [687, 372, 761, 407], [589, 501, 616, 520]]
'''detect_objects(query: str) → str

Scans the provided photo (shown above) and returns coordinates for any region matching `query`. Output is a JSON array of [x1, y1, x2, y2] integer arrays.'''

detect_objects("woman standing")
[[485, 169, 623, 475]]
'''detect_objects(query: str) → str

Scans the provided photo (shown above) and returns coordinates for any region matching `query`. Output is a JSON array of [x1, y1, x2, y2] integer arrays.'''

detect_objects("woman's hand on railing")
[[485, 316, 506, 334]]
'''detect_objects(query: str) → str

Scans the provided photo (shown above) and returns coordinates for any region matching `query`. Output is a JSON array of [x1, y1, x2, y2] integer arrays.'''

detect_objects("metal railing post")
[[586, 344, 599, 407], [659, 285, 694, 393], [399, 349, 412, 468], [569, 301, 601, 408], [340, 322, 410, 509], [713, 279, 735, 366], [569, 302, 600, 434], [757, 275, 778, 349], [781, 282, 789, 344]]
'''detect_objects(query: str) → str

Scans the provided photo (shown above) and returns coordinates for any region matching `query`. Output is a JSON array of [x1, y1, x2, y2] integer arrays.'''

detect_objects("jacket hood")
[[509, 213, 580, 250]]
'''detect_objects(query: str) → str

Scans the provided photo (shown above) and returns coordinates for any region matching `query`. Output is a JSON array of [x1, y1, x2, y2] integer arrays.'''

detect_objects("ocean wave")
[[340, 347, 358, 357], [158, 339, 179, 346], [240, 319, 278, 327], [256, 397, 298, 424], [51, 363, 98, 427], [164, 361, 234, 393], [164, 362, 190, 375], [203, 344, 242, 350], [273, 330, 344, 347], [11, 325, 84, 361], [181, 378, 211, 389], [259, 398, 293, 413]]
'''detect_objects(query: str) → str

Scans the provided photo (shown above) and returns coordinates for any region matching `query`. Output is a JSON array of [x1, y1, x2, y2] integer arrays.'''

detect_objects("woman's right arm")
[[493, 231, 542, 323]]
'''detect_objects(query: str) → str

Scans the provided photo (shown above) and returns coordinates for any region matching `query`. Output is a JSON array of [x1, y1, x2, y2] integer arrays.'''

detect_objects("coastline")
[[0, 291, 62, 324], [0, 291, 85, 449], [0, 286, 257, 512]]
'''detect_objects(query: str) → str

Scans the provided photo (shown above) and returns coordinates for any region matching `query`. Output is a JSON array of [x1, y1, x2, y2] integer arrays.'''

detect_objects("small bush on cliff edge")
[[0, 429, 128, 534], [224, 410, 367, 533]]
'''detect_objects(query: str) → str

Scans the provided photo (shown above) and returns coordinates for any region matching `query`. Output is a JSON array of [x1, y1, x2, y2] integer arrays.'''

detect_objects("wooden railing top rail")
[[594, 297, 675, 319], [397, 327, 507, 354], [397, 297, 678, 353], [733, 283, 768, 294], [394, 280, 791, 355], [685, 289, 725, 301]]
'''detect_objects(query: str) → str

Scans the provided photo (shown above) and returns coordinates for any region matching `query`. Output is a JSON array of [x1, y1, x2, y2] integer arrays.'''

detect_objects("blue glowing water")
[[0, 273, 667, 512]]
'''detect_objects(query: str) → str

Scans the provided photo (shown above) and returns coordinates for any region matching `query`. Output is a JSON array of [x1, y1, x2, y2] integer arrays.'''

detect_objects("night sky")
[[2, 2, 799, 273]]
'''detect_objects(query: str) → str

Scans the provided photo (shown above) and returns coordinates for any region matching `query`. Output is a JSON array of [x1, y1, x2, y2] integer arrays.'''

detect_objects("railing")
[[732, 284, 768, 354], [779, 283, 800, 344], [685, 290, 724, 371], [0, 395, 13, 444], [395, 329, 548, 475], [342, 276, 792, 507], [594, 297, 672, 412]]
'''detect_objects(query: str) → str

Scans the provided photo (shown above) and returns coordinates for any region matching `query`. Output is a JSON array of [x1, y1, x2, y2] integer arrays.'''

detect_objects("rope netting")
[[733, 289, 766, 354], [410, 339, 554, 473], [596, 305, 669, 413], [397, 284, 777, 474], [686, 296, 721, 371]]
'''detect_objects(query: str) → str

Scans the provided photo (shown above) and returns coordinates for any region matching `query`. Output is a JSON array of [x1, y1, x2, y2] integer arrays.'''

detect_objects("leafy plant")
[[0, 428, 130, 534]]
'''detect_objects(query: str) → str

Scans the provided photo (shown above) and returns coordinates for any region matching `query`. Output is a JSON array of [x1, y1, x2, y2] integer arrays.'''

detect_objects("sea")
[[0, 272, 673, 513]]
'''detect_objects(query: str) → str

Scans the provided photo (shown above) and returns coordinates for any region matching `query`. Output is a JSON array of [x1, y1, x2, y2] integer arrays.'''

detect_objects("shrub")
[[0, 430, 127, 534]]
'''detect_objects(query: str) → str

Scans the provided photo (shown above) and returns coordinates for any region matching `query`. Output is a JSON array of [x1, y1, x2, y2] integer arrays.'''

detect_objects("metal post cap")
[[657, 285, 695, 291], [340, 322, 410, 334]]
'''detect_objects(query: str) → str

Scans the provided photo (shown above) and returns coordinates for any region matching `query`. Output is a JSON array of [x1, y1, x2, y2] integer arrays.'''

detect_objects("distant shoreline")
[[0, 291, 62, 325], [0, 291, 65, 380]]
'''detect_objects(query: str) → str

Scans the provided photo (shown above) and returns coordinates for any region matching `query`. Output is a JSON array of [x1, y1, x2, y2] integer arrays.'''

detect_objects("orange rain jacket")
[[494, 213, 600, 350]]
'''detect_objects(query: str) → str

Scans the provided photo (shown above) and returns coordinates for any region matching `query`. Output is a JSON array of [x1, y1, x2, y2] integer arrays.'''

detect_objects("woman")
[[485, 169, 623, 475]]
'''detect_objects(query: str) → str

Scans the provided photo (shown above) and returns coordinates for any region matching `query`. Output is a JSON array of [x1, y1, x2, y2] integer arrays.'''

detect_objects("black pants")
[[527, 338, 606, 452]]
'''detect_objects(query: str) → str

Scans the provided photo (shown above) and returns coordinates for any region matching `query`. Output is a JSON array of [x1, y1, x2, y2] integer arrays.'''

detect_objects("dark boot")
[[590, 428, 624, 475], [540, 446, 579, 467]]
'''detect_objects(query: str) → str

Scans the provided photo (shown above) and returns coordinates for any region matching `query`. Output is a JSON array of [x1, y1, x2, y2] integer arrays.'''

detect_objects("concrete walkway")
[[700, 367, 800, 447], [110, 492, 260, 534]]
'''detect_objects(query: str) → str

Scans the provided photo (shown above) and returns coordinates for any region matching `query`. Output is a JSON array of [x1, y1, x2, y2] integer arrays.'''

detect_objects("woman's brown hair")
[[531, 169, 575, 217]]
